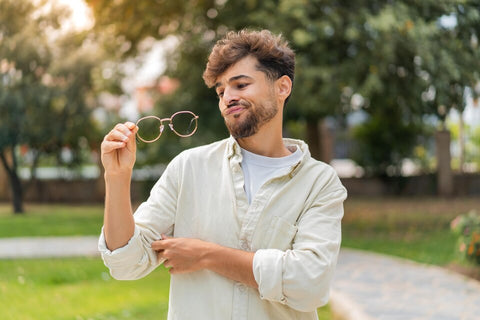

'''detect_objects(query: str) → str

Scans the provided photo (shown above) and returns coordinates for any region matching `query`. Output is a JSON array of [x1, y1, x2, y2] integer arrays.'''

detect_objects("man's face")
[[214, 56, 279, 139]]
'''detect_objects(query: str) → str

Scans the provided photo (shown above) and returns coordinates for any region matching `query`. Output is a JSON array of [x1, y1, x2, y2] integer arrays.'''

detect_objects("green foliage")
[[86, 0, 480, 173], [472, 125, 480, 166], [351, 111, 420, 176], [0, 0, 101, 158], [0, 0, 105, 212], [451, 210, 480, 265], [448, 118, 480, 169]]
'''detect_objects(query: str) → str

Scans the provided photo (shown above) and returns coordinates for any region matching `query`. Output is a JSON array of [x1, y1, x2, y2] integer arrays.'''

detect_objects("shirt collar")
[[226, 136, 311, 177]]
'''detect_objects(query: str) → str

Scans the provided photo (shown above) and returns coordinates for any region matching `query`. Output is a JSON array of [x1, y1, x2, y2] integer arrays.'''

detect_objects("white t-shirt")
[[241, 146, 303, 204]]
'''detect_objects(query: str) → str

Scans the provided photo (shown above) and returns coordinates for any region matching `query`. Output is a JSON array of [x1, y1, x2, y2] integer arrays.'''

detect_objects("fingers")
[[151, 240, 163, 251], [107, 122, 137, 142], [151, 234, 171, 248], [153, 239, 169, 268], [101, 122, 138, 153], [108, 129, 130, 143], [101, 140, 127, 154], [124, 122, 138, 152], [152, 237, 200, 274], [152, 236, 170, 266]]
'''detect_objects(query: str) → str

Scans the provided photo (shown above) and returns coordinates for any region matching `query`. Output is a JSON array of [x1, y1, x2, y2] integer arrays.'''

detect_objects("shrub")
[[451, 210, 480, 265]]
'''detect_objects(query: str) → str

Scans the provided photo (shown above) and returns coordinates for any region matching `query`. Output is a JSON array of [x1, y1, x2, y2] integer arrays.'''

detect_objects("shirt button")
[[236, 283, 247, 293], [240, 240, 248, 250]]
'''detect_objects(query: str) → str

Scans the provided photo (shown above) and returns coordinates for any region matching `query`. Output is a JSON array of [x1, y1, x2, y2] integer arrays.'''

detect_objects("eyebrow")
[[214, 75, 253, 89]]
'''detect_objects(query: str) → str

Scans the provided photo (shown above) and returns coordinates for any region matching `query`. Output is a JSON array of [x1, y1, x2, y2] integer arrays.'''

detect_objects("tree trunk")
[[306, 117, 333, 163], [306, 119, 321, 160], [8, 170, 24, 214], [95, 149, 106, 203], [0, 158, 7, 200], [458, 109, 465, 173], [0, 149, 24, 214], [435, 129, 453, 197]]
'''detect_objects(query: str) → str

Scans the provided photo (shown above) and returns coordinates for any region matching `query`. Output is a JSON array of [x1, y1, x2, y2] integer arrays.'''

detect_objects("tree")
[[86, 0, 480, 174], [334, 1, 480, 178], [412, 1, 480, 194], [0, 0, 102, 213]]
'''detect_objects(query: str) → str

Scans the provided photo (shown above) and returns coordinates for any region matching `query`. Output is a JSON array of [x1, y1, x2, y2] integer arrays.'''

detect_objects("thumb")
[[125, 122, 138, 152]]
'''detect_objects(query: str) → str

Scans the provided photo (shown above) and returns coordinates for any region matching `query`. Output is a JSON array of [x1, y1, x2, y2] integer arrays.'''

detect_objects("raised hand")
[[101, 122, 138, 176]]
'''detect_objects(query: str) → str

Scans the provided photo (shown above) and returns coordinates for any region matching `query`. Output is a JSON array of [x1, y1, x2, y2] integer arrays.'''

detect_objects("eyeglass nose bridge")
[[159, 119, 174, 135], [153, 120, 170, 140]]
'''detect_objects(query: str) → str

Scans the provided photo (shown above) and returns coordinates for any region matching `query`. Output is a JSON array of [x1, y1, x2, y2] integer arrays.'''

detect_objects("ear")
[[275, 75, 292, 102]]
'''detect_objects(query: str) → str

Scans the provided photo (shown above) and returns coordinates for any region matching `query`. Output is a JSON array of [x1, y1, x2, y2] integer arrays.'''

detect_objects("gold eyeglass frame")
[[135, 110, 199, 143]]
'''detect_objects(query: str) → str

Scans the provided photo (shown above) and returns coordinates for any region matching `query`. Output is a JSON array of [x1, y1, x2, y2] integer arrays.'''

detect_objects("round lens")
[[171, 112, 197, 136], [137, 117, 162, 142]]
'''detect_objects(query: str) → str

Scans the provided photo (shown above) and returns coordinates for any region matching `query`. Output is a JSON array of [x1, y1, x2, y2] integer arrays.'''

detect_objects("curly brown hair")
[[202, 29, 295, 89]]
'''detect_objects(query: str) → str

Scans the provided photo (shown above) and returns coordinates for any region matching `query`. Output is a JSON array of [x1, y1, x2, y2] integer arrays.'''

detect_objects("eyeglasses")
[[135, 111, 199, 143]]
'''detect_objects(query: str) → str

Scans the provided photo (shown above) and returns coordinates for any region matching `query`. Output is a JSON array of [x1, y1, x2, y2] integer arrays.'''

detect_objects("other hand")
[[152, 235, 214, 274]]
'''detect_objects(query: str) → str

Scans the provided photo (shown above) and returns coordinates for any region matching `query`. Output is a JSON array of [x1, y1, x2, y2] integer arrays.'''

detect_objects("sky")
[[55, 0, 94, 31]]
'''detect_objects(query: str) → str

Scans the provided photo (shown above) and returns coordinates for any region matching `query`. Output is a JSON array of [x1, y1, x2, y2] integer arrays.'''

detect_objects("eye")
[[237, 83, 248, 89], [217, 91, 224, 98]]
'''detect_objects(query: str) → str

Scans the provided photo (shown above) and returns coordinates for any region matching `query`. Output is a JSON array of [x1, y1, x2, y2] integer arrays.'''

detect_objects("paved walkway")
[[0, 236, 99, 259], [331, 249, 480, 320], [1, 237, 480, 319]]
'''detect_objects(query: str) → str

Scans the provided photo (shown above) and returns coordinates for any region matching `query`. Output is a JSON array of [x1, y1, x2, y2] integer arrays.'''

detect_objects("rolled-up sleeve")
[[98, 156, 180, 280], [252, 186, 346, 312], [98, 226, 159, 280]]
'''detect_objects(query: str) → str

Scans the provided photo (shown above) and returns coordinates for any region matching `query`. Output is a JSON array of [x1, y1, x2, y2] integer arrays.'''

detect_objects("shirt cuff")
[[98, 227, 147, 268], [253, 248, 287, 304]]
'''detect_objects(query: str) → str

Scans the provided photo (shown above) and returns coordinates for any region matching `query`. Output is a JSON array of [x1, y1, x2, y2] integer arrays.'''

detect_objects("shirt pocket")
[[263, 215, 298, 251]]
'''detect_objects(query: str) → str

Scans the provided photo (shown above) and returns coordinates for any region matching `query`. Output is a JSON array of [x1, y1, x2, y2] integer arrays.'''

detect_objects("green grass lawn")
[[342, 197, 480, 266], [0, 204, 104, 237], [0, 257, 170, 320]]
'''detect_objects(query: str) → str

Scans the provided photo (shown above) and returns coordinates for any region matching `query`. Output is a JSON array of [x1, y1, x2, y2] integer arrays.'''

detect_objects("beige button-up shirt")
[[99, 137, 347, 320]]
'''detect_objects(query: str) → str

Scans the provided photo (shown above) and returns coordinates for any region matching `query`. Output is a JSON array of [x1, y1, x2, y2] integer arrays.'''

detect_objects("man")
[[99, 29, 347, 320]]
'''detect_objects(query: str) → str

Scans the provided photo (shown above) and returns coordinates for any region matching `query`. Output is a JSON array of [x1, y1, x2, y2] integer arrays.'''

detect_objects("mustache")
[[227, 100, 250, 108], [221, 100, 251, 117]]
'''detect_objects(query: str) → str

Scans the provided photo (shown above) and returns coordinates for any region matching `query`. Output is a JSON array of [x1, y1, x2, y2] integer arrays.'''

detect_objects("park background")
[[1, 0, 480, 319]]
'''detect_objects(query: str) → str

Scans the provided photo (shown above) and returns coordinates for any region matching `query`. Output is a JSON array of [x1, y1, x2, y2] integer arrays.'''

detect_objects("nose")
[[222, 87, 239, 106]]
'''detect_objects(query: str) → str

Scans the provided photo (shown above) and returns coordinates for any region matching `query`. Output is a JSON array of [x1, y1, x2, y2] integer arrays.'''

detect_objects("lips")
[[224, 106, 245, 116], [223, 101, 250, 117]]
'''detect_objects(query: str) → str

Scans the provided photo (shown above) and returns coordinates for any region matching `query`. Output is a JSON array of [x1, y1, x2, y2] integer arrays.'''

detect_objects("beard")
[[224, 99, 278, 139]]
